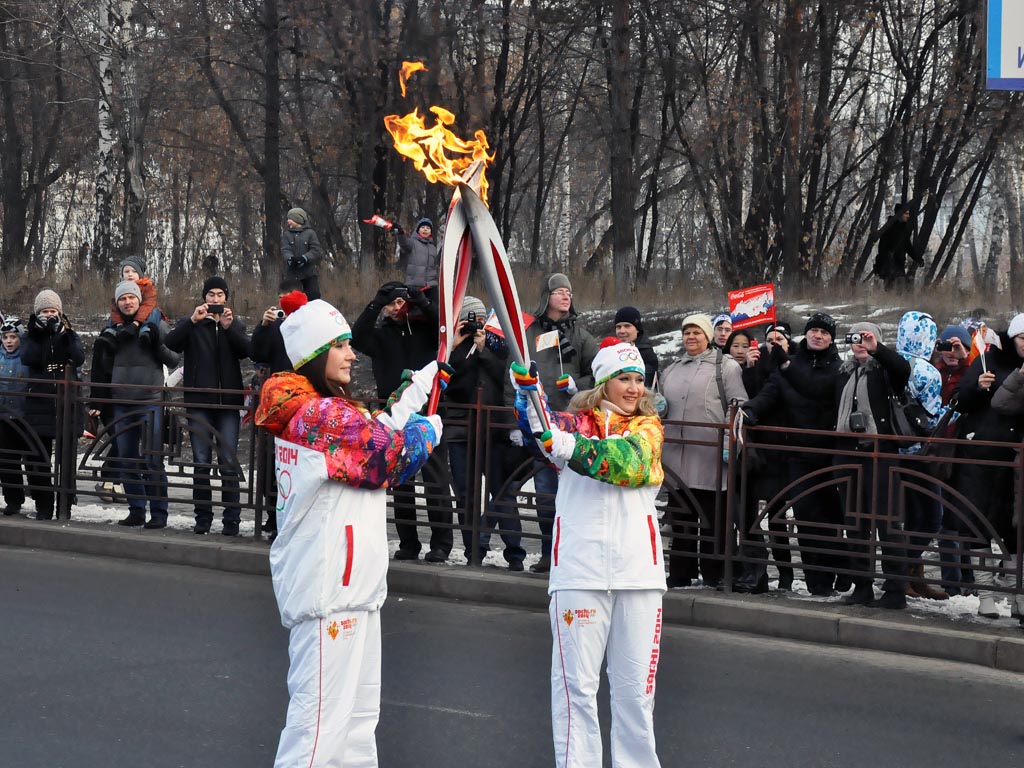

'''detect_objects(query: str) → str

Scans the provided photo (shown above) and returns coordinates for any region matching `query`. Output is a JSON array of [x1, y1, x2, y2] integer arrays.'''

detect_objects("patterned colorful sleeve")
[[288, 398, 438, 489], [909, 360, 946, 423], [566, 415, 665, 488]]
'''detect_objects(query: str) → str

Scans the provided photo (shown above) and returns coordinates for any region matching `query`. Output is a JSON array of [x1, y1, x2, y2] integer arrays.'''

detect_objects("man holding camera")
[[282, 207, 323, 300], [352, 280, 454, 562], [165, 276, 251, 535]]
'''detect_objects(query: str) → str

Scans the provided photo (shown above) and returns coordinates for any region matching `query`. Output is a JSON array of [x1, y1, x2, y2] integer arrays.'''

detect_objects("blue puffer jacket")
[[0, 342, 29, 412]]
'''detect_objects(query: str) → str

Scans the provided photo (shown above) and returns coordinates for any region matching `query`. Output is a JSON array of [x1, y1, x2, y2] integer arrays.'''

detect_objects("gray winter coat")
[[282, 225, 323, 279], [399, 232, 438, 287], [661, 349, 748, 491]]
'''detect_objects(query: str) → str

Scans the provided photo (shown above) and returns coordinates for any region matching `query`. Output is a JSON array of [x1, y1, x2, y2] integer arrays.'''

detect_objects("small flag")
[[362, 215, 393, 229], [727, 283, 776, 330], [968, 323, 1001, 365], [535, 330, 560, 352]]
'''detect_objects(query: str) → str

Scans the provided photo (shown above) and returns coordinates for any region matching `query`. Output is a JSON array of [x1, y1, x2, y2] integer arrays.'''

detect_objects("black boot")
[[844, 583, 875, 605]]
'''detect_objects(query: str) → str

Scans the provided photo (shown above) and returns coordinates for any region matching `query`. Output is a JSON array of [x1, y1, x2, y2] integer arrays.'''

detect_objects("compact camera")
[[848, 411, 869, 433], [934, 340, 953, 352], [845, 332, 863, 345], [462, 311, 483, 333], [206, 304, 225, 315], [274, 308, 285, 320]]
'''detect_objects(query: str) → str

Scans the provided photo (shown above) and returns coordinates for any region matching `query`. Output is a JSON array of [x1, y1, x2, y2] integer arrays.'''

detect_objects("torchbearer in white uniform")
[[511, 337, 666, 768], [256, 292, 448, 768]]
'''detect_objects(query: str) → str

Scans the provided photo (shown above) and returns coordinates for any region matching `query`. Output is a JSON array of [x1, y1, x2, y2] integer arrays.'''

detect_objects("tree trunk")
[[605, 0, 637, 300], [262, 0, 282, 281], [93, 0, 120, 277]]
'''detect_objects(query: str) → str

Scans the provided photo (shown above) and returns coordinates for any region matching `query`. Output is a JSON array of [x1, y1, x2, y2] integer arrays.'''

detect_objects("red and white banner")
[[727, 283, 776, 330]]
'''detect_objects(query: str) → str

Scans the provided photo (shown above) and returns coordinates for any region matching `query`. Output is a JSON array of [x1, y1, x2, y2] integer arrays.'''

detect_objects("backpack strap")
[[715, 349, 729, 414]]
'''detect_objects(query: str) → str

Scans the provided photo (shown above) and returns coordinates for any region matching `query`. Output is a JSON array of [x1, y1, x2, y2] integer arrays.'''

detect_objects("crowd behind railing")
[[2, 254, 1023, 628]]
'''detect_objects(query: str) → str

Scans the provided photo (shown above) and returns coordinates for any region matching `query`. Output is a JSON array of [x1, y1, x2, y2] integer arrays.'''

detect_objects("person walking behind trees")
[[511, 339, 665, 768], [165, 276, 251, 536], [351, 280, 454, 562], [0, 317, 29, 516], [21, 289, 85, 521], [255, 297, 444, 767], [282, 207, 323, 301], [88, 281, 180, 529], [613, 305, 659, 387], [504, 273, 598, 574], [873, 203, 923, 291]]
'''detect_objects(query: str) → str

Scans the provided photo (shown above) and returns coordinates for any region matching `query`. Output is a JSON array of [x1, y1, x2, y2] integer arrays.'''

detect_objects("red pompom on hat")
[[599, 336, 621, 349], [279, 290, 308, 316]]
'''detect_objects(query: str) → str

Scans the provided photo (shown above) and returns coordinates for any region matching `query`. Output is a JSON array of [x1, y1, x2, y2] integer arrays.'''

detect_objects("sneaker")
[[143, 519, 167, 530], [117, 514, 145, 527], [423, 548, 447, 563], [977, 596, 1000, 618], [2, 505, 22, 517], [222, 521, 240, 537], [507, 560, 524, 573], [870, 591, 907, 610], [393, 549, 419, 561], [530, 555, 551, 574], [844, 584, 875, 605]]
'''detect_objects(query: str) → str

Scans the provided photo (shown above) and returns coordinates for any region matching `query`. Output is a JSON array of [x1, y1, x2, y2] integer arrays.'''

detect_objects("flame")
[[386, 62, 493, 206], [398, 61, 427, 98]]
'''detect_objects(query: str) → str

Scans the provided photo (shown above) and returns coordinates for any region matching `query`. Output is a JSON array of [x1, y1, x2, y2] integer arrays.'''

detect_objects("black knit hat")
[[764, 321, 792, 341], [613, 306, 643, 335], [202, 275, 230, 298], [804, 312, 836, 339]]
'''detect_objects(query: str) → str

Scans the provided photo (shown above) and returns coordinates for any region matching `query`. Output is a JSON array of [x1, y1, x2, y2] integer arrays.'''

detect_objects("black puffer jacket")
[[89, 320, 179, 406], [164, 316, 250, 406], [351, 298, 439, 401], [21, 315, 85, 439], [442, 337, 508, 443], [742, 339, 842, 449], [251, 319, 292, 374]]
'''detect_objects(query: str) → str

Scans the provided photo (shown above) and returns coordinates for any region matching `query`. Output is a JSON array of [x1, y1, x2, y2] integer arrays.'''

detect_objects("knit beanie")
[[940, 325, 971, 347], [202, 275, 230, 299], [804, 311, 837, 339], [592, 337, 646, 386], [1008, 313, 1024, 339], [458, 296, 487, 323], [416, 217, 434, 231], [613, 306, 643, 335], [849, 321, 883, 344], [681, 313, 714, 344], [120, 255, 147, 278], [764, 321, 792, 342], [281, 299, 352, 370], [114, 280, 142, 302], [287, 207, 308, 227], [33, 289, 62, 315], [545, 273, 571, 294], [712, 313, 732, 329]]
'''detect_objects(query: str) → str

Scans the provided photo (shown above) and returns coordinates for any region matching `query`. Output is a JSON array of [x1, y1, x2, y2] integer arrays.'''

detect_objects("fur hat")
[[458, 296, 487, 323], [804, 311, 837, 339], [114, 280, 142, 303], [849, 321, 883, 344], [281, 299, 352, 370], [592, 337, 646, 386], [33, 289, 62, 315], [120, 255, 147, 278], [287, 207, 308, 227], [681, 313, 714, 344], [1008, 313, 1024, 339], [613, 306, 643, 335], [202, 275, 229, 299]]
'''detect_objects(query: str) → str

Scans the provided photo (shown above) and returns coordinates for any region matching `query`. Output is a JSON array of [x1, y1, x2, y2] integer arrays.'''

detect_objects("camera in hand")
[[845, 332, 863, 345], [848, 411, 868, 433], [462, 311, 483, 333], [934, 340, 953, 352], [206, 304, 225, 315], [274, 308, 285, 320]]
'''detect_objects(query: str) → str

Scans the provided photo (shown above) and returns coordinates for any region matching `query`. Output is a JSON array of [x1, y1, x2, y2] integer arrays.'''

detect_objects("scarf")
[[836, 358, 878, 435]]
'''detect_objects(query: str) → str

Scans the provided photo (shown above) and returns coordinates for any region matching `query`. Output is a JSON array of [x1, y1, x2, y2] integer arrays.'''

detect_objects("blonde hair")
[[568, 381, 658, 416]]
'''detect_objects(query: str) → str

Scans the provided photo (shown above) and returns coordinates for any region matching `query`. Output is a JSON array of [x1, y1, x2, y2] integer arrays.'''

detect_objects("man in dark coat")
[[89, 281, 179, 529], [613, 305, 659, 388], [281, 207, 323, 300], [21, 289, 85, 520], [874, 203, 923, 291], [351, 280, 453, 562], [742, 311, 847, 595], [165, 275, 250, 535]]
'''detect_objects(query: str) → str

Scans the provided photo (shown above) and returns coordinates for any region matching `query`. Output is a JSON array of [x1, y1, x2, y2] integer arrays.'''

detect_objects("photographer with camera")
[[832, 321, 911, 609], [252, 278, 305, 376], [21, 289, 85, 520], [165, 276, 251, 536], [443, 297, 527, 571], [282, 207, 323, 300]]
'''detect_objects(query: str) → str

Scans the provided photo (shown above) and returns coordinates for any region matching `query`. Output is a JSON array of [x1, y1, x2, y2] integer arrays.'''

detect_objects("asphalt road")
[[2, 547, 1022, 768]]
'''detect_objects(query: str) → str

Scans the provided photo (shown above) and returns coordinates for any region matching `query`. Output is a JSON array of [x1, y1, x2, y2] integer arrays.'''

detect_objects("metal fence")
[[1, 370, 1022, 597]]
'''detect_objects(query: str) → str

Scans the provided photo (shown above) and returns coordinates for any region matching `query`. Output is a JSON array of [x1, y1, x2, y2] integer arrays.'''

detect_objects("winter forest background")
[[2, 0, 1023, 311]]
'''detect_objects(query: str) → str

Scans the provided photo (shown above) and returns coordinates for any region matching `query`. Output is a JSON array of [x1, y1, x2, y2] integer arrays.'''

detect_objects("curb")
[[3, 518, 1023, 673]]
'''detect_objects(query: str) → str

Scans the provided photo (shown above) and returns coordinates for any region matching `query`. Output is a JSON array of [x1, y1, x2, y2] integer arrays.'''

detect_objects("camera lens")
[[275, 309, 285, 320]]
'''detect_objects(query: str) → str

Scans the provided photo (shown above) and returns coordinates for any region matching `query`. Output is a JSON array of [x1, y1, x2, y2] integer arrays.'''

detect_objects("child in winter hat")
[[110, 254, 161, 335], [33, 289, 63, 316]]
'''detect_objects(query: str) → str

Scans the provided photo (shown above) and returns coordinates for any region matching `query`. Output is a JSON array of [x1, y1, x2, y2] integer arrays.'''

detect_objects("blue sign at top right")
[[988, 0, 1024, 90]]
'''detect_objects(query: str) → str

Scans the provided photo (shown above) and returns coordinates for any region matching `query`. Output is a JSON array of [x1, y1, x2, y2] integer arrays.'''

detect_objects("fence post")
[[467, 389, 485, 564], [56, 365, 75, 520], [722, 403, 737, 593]]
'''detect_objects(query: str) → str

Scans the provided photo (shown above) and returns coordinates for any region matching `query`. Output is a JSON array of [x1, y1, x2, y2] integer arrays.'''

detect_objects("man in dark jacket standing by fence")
[[282, 207, 323, 300], [89, 281, 179, 529], [165, 276, 250, 535]]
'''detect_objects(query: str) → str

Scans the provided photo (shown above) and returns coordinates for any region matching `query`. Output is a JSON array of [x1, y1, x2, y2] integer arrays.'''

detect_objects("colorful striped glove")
[[556, 374, 577, 395]]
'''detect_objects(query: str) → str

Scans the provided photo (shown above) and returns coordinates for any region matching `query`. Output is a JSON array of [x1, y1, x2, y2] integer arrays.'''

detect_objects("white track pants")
[[274, 610, 381, 768], [550, 589, 663, 768]]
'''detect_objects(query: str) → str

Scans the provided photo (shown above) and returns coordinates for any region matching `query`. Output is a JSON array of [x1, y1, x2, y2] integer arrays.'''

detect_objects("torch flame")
[[398, 61, 427, 98], [386, 63, 493, 206]]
